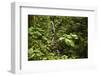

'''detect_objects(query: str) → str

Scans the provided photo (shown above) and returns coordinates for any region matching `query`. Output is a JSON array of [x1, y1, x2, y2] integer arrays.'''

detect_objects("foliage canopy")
[[28, 15, 88, 60]]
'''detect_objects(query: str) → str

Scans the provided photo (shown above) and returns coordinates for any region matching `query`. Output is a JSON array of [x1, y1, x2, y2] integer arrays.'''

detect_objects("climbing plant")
[[28, 15, 88, 60]]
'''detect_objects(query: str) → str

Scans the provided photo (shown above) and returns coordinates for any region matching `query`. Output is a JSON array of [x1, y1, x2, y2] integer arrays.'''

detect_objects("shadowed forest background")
[[28, 15, 88, 61]]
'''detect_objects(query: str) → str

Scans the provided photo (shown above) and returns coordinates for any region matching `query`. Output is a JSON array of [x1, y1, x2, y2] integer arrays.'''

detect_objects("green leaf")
[[65, 39, 75, 47], [70, 33, 78, 39], [59, 37, 64, 40]]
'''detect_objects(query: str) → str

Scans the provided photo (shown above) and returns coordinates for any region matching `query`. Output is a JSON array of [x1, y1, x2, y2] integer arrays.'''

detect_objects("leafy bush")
[[28, 15, 88, 60]]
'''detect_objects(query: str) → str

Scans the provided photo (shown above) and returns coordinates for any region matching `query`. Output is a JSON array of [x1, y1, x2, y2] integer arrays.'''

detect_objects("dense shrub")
[[28, 15, 88, 61]]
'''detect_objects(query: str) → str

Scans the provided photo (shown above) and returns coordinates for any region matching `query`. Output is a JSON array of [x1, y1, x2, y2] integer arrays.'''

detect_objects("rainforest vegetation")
[[28, 15, 88, 61]]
